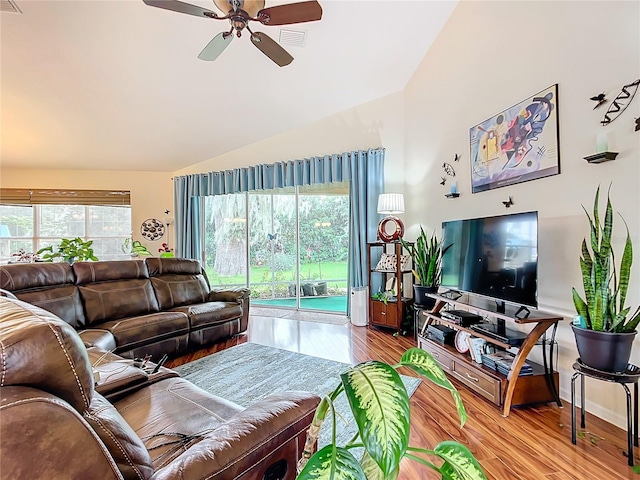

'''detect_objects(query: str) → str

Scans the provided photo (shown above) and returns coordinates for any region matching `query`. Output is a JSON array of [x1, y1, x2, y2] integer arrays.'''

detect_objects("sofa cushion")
[[84, 393, 154, 480], [114, 377, 243, 469], [73, 260, 149, 285], [98, 311, 189, 353], [0, 298, 94, 413], [0, 262, 75, 291], [146, 257, 211, 310], [80, 329, 117, 351], [0, 262, 86, 327], [79, 279, 160, 325], [150, 275, 210, 310], [0, 386, 124, 480], [172, 301, 243, 330], [145, 257, 202, 276], [16, 286, 86, 328]]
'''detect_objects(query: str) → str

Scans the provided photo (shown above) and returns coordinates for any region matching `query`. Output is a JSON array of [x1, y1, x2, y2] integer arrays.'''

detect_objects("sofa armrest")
[[208, 287, 251, 332], [207, 287, 250, 304], [151, 391, 320, 480], [79, 328, 117, 351]]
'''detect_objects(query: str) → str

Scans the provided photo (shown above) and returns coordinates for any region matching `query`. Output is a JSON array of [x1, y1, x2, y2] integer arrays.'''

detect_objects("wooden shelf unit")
[[367, 242, 413, 333], [418, 293, 562, 416]]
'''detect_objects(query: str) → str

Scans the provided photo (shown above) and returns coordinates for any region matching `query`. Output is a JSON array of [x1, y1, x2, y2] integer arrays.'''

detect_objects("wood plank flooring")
[[166, 314, 637, 480]]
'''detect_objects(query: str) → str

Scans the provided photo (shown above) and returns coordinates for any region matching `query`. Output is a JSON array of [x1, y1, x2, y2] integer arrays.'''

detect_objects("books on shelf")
[[481, 351, 533, 376]]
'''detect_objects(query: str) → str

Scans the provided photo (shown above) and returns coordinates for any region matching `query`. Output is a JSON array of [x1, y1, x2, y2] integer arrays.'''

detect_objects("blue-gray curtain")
[[174, 148, 385, 312]]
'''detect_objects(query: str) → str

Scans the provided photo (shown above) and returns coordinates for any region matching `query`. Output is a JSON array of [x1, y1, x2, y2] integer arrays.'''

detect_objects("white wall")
[[403, 0, 640, 428], [173, 91, 407, 193]]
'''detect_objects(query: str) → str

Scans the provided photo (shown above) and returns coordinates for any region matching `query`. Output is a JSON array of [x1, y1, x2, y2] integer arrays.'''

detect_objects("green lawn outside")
[[206, 261, 348, 289]]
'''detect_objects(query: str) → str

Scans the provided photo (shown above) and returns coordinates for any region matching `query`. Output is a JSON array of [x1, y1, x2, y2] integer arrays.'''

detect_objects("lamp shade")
[[377, 193, 405, 214]]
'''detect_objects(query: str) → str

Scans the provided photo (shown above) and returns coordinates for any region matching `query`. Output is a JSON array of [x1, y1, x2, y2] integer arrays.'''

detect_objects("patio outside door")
[[203, 182, 349, 313]]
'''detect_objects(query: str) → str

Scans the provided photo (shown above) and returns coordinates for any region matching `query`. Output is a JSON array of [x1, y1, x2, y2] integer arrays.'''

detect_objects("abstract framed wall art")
[[470, 84, 560, 193]]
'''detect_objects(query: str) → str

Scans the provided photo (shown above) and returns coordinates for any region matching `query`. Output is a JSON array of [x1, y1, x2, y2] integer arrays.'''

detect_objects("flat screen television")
[[441, 211, 538, 310]]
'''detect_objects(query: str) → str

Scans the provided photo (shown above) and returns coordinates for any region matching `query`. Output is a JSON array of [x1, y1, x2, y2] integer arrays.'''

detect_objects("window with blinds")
[[0, 189, 132, 263]]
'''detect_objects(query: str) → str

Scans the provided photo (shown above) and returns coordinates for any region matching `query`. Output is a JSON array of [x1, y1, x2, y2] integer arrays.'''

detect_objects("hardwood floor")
[[166, 314, 637, 479]]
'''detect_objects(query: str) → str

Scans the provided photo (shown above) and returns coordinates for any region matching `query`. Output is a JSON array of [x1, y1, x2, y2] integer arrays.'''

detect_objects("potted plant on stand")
[[400, 227, 452, 309], [571, 185, 640, 373]]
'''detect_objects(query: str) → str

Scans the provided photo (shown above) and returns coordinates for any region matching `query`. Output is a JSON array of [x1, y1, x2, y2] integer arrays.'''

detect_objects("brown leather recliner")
[[0, 298, 320, 480]]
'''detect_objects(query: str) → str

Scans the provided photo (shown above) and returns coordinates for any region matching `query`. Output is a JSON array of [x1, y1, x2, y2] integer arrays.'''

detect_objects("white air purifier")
[[350, 286, 369, 326]]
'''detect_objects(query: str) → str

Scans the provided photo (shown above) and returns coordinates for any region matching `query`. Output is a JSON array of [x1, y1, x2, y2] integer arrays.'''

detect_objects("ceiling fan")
[[142, 0, 323, 66]]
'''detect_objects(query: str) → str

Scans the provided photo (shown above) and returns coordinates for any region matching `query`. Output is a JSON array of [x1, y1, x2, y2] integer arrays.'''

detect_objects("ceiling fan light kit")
[[143, 0, 323, 66]]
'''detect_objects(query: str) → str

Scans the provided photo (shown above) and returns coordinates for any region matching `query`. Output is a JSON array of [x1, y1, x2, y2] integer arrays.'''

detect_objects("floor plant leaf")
[[341, 361, 410, 477]]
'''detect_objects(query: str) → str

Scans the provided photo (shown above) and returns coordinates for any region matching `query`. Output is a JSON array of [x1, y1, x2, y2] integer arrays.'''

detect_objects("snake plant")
[[400, 227, 452, 288], [572, 185, 640, 332], [297, 348, 486, 480]]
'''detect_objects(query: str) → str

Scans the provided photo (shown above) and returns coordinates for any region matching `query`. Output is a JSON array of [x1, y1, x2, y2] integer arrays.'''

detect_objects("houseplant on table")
[[37, 237, 98, 264], [296, 347, 486, 479], [571, 185, 640, 372], [400, 227, 452, 308], [122, 238, 153, 257]]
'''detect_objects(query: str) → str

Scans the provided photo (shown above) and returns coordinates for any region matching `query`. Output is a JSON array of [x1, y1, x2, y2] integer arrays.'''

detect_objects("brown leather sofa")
[[0, 297, 320, 480], [0, 257, 250, 359]]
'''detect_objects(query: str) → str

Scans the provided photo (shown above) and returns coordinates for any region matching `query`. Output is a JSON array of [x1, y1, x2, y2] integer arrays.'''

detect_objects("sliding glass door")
[[203, 182, 349, 313], [248, 189, 298, 305]]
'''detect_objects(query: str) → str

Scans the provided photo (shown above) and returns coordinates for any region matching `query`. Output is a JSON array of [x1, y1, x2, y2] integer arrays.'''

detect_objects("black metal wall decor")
[[601, 79, 640, 126], [439, 160, 456, 186], [442, 162, 456, 177]]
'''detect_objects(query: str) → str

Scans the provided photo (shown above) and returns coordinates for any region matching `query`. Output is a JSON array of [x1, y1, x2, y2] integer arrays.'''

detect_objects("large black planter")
[[572, 324, 637, 373], [413, 285, 437, 309]]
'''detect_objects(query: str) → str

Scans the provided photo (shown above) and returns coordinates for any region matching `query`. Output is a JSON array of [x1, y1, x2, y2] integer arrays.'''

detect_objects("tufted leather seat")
[[0, 297, 320, 480]]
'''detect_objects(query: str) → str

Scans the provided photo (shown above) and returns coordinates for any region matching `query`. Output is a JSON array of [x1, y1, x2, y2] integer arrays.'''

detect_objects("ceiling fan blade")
[[257, 0, 322, 26], [250, 31, 293, 67], [143, 0, 217, 18], [198, 32, 233, 61]]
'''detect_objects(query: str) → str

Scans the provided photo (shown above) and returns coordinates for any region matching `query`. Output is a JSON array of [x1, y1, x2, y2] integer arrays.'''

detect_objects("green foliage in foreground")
[[297, 347, 487, 480]]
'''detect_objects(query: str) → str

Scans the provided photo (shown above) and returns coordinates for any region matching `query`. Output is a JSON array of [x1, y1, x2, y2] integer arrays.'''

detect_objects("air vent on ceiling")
[[1, 0, 21, 13], [279, 28, 306, 48]]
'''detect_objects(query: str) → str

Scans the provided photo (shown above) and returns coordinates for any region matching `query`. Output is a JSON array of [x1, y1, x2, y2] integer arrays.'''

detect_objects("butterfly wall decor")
[[268, 233, 278, 241], [502, 196, 514, 208], [440, 177, 447, 186], [635, 117, 640, 132], [590, 92, 607, 109]]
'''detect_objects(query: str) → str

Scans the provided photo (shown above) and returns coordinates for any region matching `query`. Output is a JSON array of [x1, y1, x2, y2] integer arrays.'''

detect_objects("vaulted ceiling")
[[1, 0, 458, 172]]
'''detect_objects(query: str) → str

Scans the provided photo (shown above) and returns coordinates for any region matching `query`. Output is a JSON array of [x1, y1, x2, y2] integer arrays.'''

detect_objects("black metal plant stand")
[[571, 360, 640, 466]]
